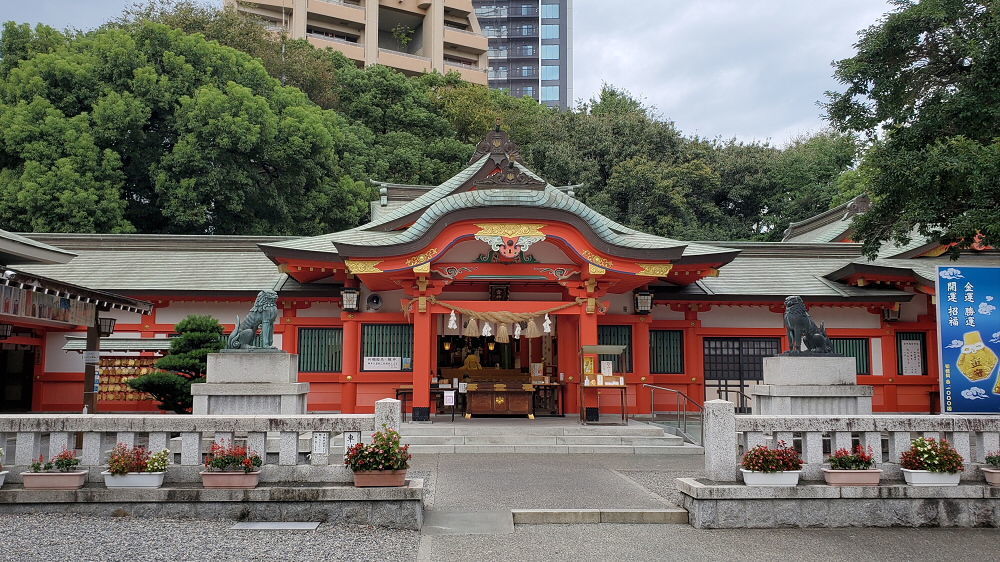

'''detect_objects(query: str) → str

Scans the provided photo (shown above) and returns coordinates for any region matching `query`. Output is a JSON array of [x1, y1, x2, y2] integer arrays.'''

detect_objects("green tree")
[[129, 314, 224, 414], [0, 20, 372, 234], [825, 0, 1000, 257]]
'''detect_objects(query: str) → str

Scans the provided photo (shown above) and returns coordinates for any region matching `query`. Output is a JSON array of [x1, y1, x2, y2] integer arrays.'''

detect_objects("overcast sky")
[[6, 0, 893, 145]]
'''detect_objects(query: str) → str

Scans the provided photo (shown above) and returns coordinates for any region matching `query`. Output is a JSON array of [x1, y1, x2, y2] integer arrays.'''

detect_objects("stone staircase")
[[394, 421, 703, 455]]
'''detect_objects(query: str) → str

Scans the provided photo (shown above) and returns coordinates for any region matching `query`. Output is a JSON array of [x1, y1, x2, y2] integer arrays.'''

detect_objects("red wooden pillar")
[[881, 330, 899, 412], [579, 306, 600, 411], [340, 317, 360, 413], [684, 310, 704, 407], [633, 319, 651, 415], [558, 314, 579, 414], [412, 308, 433, 421]]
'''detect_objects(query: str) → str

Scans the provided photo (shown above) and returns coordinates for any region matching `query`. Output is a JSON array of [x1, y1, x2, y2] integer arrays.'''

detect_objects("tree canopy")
[[0, 1, 862, 243], [826, 0, 999, 257]]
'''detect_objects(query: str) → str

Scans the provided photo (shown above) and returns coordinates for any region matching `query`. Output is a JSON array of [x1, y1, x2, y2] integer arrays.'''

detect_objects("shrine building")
[[6, 127, 1000, 416]]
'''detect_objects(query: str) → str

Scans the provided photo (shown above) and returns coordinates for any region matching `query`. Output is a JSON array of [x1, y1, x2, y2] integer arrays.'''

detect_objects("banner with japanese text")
[[936, 266, 1000, 413]]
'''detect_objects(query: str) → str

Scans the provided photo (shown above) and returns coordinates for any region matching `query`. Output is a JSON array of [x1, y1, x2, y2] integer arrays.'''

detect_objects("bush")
[[107, 444, 171, 475], [30, 449, 80, 473], [203, 441, 262, 473], [899, 437, 964, 473], [986, 450, 1000, 469], [344, 427, 411, 472], [828, 445, 876, 470], [740, 441, 803, 473]]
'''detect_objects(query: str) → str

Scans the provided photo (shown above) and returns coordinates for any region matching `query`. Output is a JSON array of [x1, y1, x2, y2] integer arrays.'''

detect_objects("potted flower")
[[981, 451, 1000, 486], [23, 449, 87, 490], [899, 436, 964, 486], [740, 441, 803, 486], [102, 444, 171, 488], [200, 441, 262, 489], [822, 445, 881, 486], [345, 427, 411, 487], [0, 447, 7, 488]]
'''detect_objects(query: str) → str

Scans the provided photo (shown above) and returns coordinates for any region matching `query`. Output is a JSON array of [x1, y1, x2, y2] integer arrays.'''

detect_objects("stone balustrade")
[[0, 398, 401, 484], [703, 399, 1000, 482]]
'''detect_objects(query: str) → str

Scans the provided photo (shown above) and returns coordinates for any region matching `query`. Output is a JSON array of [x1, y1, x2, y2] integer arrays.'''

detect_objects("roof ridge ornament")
[[476, 161, 546, 189], [468, 123, 524, 165]]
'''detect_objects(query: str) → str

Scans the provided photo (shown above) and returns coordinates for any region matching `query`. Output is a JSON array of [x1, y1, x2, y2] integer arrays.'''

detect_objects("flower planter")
[[102, 471, 166, 489], [353, 469, 408, 487], [821, 468, 882, 486], [981, 467, 1000, 486], [199, 471, 261, 489], [0, 470, 7, 488], [740, 468, 801, 487], [901, 468, 961, 486], [22, 471, 88, 490]]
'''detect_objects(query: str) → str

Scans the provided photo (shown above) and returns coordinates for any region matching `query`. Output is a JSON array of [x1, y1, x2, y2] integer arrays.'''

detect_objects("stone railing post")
[[704, 399, 738, 482], [375, 398, 402, 432]]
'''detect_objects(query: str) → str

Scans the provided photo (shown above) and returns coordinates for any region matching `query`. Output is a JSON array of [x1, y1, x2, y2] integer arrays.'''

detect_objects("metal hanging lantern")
[[98, 317, 117, 338], [341, 288, 360, 312], [634, 291, 653, 314]]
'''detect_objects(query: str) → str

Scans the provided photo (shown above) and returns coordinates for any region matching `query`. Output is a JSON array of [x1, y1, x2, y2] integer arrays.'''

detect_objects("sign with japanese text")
[[363, 356, 401, 371], [936, 266, 1000, 413]]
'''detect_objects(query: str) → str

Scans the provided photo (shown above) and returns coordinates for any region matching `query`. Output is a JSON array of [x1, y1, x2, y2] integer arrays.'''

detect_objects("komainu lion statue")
[[227, 290, 279, 350], [782, 295, 834, 354]]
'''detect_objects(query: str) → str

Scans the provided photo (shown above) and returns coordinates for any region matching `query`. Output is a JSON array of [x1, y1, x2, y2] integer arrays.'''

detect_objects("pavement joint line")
[[608, 467, 675, 506], [511, 508, 689, 525], [229, 522, 321, 530]]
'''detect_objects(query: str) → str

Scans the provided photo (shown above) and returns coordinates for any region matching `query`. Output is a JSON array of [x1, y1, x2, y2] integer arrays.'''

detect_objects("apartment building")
[[228, 0, 488, 84], [473, 0, 573, 108]]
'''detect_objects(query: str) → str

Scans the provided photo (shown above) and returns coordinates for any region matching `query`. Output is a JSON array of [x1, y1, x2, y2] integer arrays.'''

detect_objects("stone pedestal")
[[749, 356, 872, 415], [191, 351, 310, 415]]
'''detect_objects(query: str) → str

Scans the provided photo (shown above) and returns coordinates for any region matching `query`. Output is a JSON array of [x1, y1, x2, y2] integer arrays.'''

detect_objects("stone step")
[[399, 424, 665, 438], [512, 508, 688, 525]]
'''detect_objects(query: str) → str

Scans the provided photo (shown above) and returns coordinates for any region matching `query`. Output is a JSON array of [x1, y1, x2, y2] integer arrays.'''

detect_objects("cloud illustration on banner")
[[939, 268, 964, 280], [945, 339, 964, 349], [991, 331, 1000, 344], [961, 387, 988, 400], [980, 302, 997, 315]]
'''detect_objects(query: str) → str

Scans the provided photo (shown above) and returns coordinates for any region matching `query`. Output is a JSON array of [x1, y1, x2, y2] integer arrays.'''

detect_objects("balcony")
[[309, 0, 366, 24], [446, 63, 488, 85], [444, 27, 488, 52], [378, 48, 432, 76], [307, 34, 364, 61]]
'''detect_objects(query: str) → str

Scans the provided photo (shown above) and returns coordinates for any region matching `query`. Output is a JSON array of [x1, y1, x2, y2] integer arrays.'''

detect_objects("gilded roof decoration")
[[344, 260, 383, 274]]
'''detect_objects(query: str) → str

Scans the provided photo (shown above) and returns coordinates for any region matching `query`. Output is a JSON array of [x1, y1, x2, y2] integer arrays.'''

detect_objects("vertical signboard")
[[936, 266, 1000, 413]]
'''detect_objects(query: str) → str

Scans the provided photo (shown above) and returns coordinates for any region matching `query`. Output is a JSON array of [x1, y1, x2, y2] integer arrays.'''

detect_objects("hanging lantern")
[[542, 313, 552, 333], [448, 310, 459, 330], [340, 287, 360, 312], [98, 317, 117, 338], [442, 338, 453, 351], [487, 340, 496, 351], [634, 290, 653, 314]]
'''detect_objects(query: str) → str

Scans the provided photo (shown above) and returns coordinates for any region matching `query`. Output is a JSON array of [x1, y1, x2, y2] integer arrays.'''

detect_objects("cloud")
[[980, 302, 997, 315], [991, 332, 1000, 344], [939, 268, 964, 280], [961, 387, 988, 400], [572, 0, 894, 143], [945, 339, 964, 349]]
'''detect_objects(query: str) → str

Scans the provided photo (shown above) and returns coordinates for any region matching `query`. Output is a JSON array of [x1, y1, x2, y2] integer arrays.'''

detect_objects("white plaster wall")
[[605, 292, 633, 315], [359, 288, 404, 313], [297, 301, 341, 318], [871, 338, 883, 375], [156, 302, 249, 325], [900, 293, 928, 323], [651, 306, 686, 321], [45, 332, 83, 372], [699, 306, 783, 328], [811, 307, 881, 329]]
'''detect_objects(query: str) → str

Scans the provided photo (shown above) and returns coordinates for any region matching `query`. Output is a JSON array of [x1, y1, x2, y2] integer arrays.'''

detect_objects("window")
[[541, 24, 559, 39], [831, 337, 871, 375], [519, 65, 536, 77], [650, 330, 684, 374], [519, 86, 535, 98], [540, 86, 559, 101], [298, 328, 343, 372], [541, 44, 560, 59], [362, 324, 413, 371], [541, 4, 559, 18], [541, 65, 560, 80], [599, 325, 633, 372], [897, 332, 928, 375]]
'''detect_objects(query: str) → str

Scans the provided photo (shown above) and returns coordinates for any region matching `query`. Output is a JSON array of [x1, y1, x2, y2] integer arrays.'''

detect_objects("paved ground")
[[416, 524, 1000, 561]]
